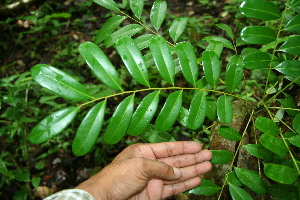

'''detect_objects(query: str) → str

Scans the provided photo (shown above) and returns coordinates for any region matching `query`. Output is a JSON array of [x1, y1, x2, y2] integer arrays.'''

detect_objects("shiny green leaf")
[[169, 17, 188, 42], [218, 125, 242, 141], [128, 91, 160, 136], [176, 42, 199, 86], [134, 34, 155, 50], [279, 36, 300, 56], [178, 107, 188, 127], [268, 184, 299, 200], [259, 134, 288, 158], [92, 0, 119, 11], [202, 51, 220, 87], [255, 116, 280, 136], [116, 37, 150, 87], [72, 101, 106, 156], [228, 171, 243, 186], [94, 15, 125, 44], [211, 150, 233, 164], [234, 168, 267, 194], [142, 125, 176, 143], [206, 100, 217, 121], [79, 42, 123, 91], [189, 179, 221, 196], [226, 64, 243, 92], [150, 0, 167, 31], [31, 64, 92, 101], [288, 135, 300, 147], [239, 0, 281, 21], [275, 60, 300, 78], [243, 144, 274, 160], [104, 95, 135, 144], [229, 183, 254, 200], [278, 93, 298, 116], [287, 0, 300, 13], [293, 113, 300, 133], [29, 107, 79, 144], [241, 26, 276, 44], [216, 23, 234, 40], [284, 14, 300, 33], [154, 91, 182, 132], [202, 36, 235, 50], [186, 91, 207, 130], [206, 41, 224, 57], [217, 95, 233, 124], [264, 163, 299, 184], [150, 36, 175, 85], [129, 0, 143, 19], [242, 51, 271, 69]]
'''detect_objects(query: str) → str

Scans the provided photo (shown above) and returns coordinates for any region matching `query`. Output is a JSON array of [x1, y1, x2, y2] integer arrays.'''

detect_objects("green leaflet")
[[278, 93, 298, 117], [275, 60, 300, 78], [104, 94, 135, 144], [178, 107, 189, 127], [268, 184, 299, 200], [288, 135, 300, 147], [264, 163, 299, 184], [0, 159, 14, 178], [216, 23, 234, 40], [186, 91, 207, 130], [226, 64, 243, 92], [287, 0, 300, 13], [150, 0, 167, 31], [129, 0, 144, 19], [135, 34, 155, 50], [242, 51, 271, 69], [94, 15, 126, 44], [176, 42, 199, 86], [218, 125, 242, 141], [206, 42, 224, 57], [217, 95, 233, 124], [229, 183, 254, 200], [154, 91, 182, 132], [202, 36, 235, 50], [116, 37, 150, 87], [169, 17, 188, 43], [239, 0, 281, 21], [189, 179, 221, 196], [206, 100, 217, 121], [29, 107, 79, 144], [211, 150, 233, 164], [241, 26, 276, 44], [293, 113, 300, 133], [31, 64, 92, 101], [127, 91, 160, 136], [149, 36, 175, 85], [92, 0, 119, 12], [79, 42, 123, 91], [279, 36, 300, 56], [142, 125, 176, 143], [228, 171, 243, 186], [104, 24, 144, 47], [202, 51, 220, 87], [284, 14, 300, 34], [259, 134, 288, 158], [72, 101, 106, 156], [255, 116, 280, 136], [234, 167, 267, 194], [243, 144, 275, 160]]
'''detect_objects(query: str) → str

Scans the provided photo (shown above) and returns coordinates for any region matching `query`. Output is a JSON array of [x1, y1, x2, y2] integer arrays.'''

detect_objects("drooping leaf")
[[189, 179, 221, 196], [287, 0, 300, 13], [217, 95, 233, 124], [79, 42, 123, 91], [127, 91, 160, 136], [142, 125, 176, 143], [104, 94, 135, 144], [234, 167, 267, 194], [202, 51, 220, 87], [176, 42, 199, 86], [259, 134, 288, 158], [243, 144, 274, 160], [104, 24, 144, 47], [154, 91, 183, 132], [239, 0, 281, 21], [150, 0, 167, 31], [275, 60, 300, 78], [178, 107, 189, 127], [278, 93, 298, 117], [226, 64, 243, 92], [264, 163, 299, 184], [94, 15, 126, 44], [284, 14, 300, 33], [229, 183, 254, 200], [293, 113, 300, 133], [242, 51, 271, 69], [29, 107, 79, 144], [169, 17, 188, 43], [255, 116, 280, 136], [288, 135, 300, 147], [31, 64, 92, 101], [218, 125, 242, 141], [72, 101, 106, 156], [211, 150, 233, 164], [92, 0, 119, 11], [186, 91, 207, 130], [241, 26, 276, 44], [279, 36, 300, 56], [116, 37, 150, 87], [134, 34, 155, 50], [206, 100, 217, 121], [129, 0, 144, 19], [216, 23, 234, 40], [149, 36, 175, 85], [202, 36, 235, 50]]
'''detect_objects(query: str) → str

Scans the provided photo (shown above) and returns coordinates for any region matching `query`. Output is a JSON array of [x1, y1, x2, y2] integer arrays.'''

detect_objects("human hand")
[[76, 141, 212, 200]]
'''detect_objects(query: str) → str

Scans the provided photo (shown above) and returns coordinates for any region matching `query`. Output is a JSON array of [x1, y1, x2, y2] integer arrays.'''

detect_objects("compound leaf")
[[264, 163, 299, 184], [186, 91, 207, 130], [150, 0, 167, 31], [169, 17, 188, 43], [129, 0, 144, 19], [217, 95, 233, 124], [202, 51, 220, 87]]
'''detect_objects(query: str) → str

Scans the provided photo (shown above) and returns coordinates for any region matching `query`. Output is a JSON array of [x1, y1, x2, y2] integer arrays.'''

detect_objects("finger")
[[158, 149, 212, 168], [146, 178, 163, 200], [161, 177, 201, 199]]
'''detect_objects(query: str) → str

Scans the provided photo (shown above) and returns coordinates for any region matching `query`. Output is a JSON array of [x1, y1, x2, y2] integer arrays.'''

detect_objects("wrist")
[[76, 177, 109, 200]]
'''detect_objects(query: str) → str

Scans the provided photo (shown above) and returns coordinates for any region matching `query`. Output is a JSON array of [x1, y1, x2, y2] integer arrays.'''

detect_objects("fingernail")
[[173, 167, 181, 178]]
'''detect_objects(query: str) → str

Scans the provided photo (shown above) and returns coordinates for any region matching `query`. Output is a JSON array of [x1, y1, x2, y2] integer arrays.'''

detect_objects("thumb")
[[140, 158, 182, 181]]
